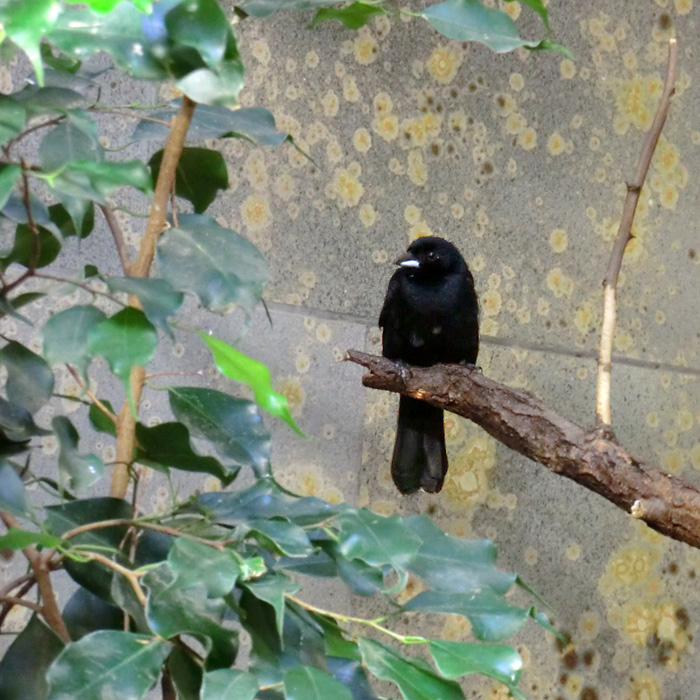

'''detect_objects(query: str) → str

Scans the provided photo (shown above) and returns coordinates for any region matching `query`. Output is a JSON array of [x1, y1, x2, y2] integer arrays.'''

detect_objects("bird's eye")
[[427, 251, 438, 262]]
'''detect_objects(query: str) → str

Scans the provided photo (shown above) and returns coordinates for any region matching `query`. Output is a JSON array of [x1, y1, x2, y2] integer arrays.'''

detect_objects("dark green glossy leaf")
[[405, 515, 515, 595], [423, 0, 541, 53], [88, 307, 158, 413], [52, 416, 105, 490], [0, 615, 64, 700], [201, 669, 258, 700], [156, 214, 269, 315], [310, 2, 386, 29], [42, 304, 106, 378], [327, 656, 380, 700], [0, 459, 29, 516], [284, 666, 353, 700], [39, 112, 102, 172], [0, 0, 58, 85], [2, 191, 62, 237], [335, 509, 421, 592], [143, 563, 238, 669], [201, 333, 303, 435], [132, 103, 288, 145], [402, 590, 529, 642], [88, 399, 117, 436], [245, 518, 315, 557], [242, 0, 341, 18], [167, 537, 240, 597], [279, 549, 337, 578], [149, 146, 228, 214], [1, 340, 54, 412], [169, 386, 271, 477], [106, 277, 183, 338], [40, 42, 82, 74], [0, 395, 51, 441], [243, 573, 300, 636], [177, 59, 245, 107], [0, 223, 62, 271], [323, 540, 383, 596], [196, 478, 342, 527], [0, 163, 21, 209], [167, 646, 203, 700], [165, 0, 230, 69], [46, 631, 169, 700], [12, 85, 85, 114], [111, 573, 150, 633], [48, 200, 95, 239], [0, 527, 62, 550], [0, 94, 27, 145], [135, 421, 237, 484], [429, 640, 525, 699], [0, 291, 43, 325], [62, 587, 123, 641]]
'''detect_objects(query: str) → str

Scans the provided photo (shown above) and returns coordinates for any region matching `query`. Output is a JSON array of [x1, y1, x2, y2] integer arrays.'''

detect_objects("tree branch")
[[345, 350, 700, 551], [99, 204, 131, 274], [595, 38, 677, 430]]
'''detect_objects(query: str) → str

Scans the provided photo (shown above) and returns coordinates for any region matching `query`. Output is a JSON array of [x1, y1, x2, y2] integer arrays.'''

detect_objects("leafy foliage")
[[0, 0, 566, 698]]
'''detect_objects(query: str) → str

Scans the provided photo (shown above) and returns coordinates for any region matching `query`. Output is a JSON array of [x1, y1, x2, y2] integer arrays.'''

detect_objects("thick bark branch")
[[346, 350, 700, 551]]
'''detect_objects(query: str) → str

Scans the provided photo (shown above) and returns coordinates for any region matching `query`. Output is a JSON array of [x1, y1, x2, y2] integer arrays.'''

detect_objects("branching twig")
[[0, 596, 42, 614], [80, 551, 146, 605], [595, 38, 677, 431], [65, 364, 118, 424], [346, 350, 700, 551]]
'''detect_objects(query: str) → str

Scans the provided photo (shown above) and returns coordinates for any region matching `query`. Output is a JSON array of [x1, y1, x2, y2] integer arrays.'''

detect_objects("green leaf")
[[42, 304, 106, 378], [168, 386, 271, 477], [0, 615, 64, 700], [0, 163, 21, 209], [0, 527, 62, 550], [242, 0, 343, 18], [167, 646, 203, 700], [88, 307, 158, 414], [132, 103, 288, 145], [245, 518, 315, 557], [200, 333, 304, 435], [201, 669, 258, 700], [52, 415, 105, 490], [135, 421, 238, 484], [1, 340, 54, 413], [167, 537, 240, 597], [0, 0, 58, 85], [0, 395, 51, 441], [46, 631, 170, 700], [423, 0, 542, 53], [48, 200, 95, 239], [0, 291, 43, 325], [177, 59, 245, 108], [0, 459, 29, 516], [143, 563, 238, 669], [70, 0, 153, 12], [0, 223, 62, 272], [359, 637, 464, 700], [243, 573, 300, 637], [149, 146, 228, 214], [49, 159, 153, 202], [105, 277, 183, 338], [39, 112, 103, 172], [0, 95, 26, 146], [196, 477, 342, 527], [40, 42, 82, 74], [405, 515, 515, 595], [310, 2, 386, 29], [402, 590, 529, 642], [2, 191, 62, 237], [429, 640, 525, 699], [156, 214, 269, 315], [62, 587, 124, 641], [284, 666, 353, 700], [327, 656, 380, 700], [321, 540, 383, 596], [335, 509, 421, 592], [88, 399, 116, 436]]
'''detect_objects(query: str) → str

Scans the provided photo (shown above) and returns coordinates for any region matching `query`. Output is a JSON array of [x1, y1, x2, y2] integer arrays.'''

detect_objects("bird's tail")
[[391, 396, 448, 495]]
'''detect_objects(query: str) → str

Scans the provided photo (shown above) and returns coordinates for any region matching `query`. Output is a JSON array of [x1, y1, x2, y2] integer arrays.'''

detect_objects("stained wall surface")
[[2, 1, 700, 699]]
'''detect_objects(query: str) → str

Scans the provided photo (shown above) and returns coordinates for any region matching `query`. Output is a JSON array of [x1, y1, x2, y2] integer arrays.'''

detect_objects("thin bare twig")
[[81, 551, 146, 605], [595, 38, 677, 430], [0, 596, 42, 614], [66, 364, 118, 424], [99, 204, 131, 273]]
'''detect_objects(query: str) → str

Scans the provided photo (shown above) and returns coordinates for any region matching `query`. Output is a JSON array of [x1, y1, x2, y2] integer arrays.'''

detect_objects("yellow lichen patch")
[[421, 112, 442, 137], [404, 204, 421, 224], [518, 127, 537, 151], [663, 448, 685, 474], [614, 75, 663, 133], [627, 671, 660, 700], [408, 220, 434, 242], [407, 149, 427, 186], [690, 444, 700, 470], [373, 91, 393, 113], [401, 118, 430, 148], [502, 1, 520, 19], [426, 44, 463, 84], [481, 290, 502, 317], [509, 72, 524, 91], [547, 132, 567, 156], [623, 602, 656, 645], [441, 614, 472, 641], [353, 34, 378, 65], [550, 228, 568, 253], [566, 543, 581, 561], [305, 50, 319, 69], [524, 546, 538, 565], [560, 58, 576, 79], [279, 377, 306, 415], [578, 612, 600, 641], [444, 413, 465, 445], [342, 75, 361, 102], [659, 184, 679, 210], [654, 136, 680, 173], [675, 0, 692, 13], [505, 112, 526, 134], [603, 545, 658, 589], [372, 112, 399, 142], [353, 127, 372, 153], [321, 90, 339, 117], [251, 39, 271, 65], [240, 195, 272, 230], [574, 302, 595, 334], [443, 436, 495, 509], [546, 267, 574, 298], [244, 151, 268, 189], [330, 168, 364, 208], [359, 203, 377, 227], [494, 93, 516, 117]]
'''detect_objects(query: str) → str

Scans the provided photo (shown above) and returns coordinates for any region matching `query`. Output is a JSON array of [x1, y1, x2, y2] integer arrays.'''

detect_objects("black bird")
[[379, 236, 479, 495]]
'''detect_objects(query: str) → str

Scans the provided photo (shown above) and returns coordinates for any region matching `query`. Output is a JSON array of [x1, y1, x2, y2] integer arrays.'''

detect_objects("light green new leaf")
[[42, 305, 106, 378], [359, 637, 464, 700], [310, 2, 387, 30], [1, 341, 55, 413], [66, 0, 153, 12], [429, 640, 525, 699], [0, 95, 27, 146], [284, 666, 353, 700], [52, 416, 105, 490], [201, 669, 258, 700], [0, 527, 62, 550], [167, 537, 240, 598], [423, 0, 541, 53], [88, 307, 158, 414], [200, 332, 304, 435], [46, 631, 169, 700]]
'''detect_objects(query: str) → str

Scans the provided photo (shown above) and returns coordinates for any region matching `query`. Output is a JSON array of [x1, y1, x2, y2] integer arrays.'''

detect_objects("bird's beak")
[[395, 252, 420, 269]]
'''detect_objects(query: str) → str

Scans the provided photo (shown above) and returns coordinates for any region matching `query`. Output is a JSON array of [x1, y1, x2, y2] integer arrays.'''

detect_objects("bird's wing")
[[378, 272, 400, 329]]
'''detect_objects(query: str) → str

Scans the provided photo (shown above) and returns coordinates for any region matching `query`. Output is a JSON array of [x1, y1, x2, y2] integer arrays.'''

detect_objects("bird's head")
[[394, 236, 465, 277]]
